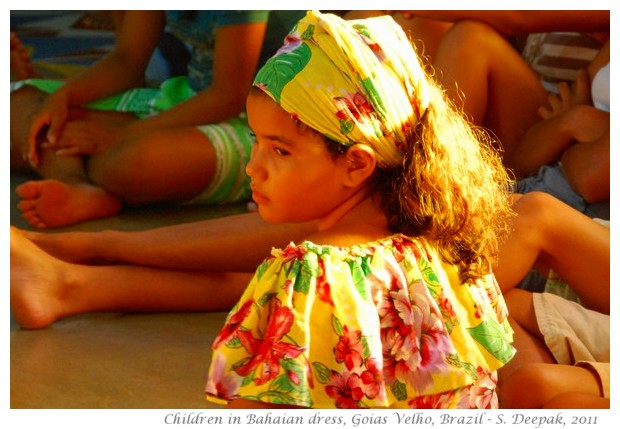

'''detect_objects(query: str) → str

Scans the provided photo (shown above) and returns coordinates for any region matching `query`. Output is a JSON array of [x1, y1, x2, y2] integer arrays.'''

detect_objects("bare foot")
[[10, 32, 36, 81], [16, 179, 122, 229], [10, 227, 69, 329]]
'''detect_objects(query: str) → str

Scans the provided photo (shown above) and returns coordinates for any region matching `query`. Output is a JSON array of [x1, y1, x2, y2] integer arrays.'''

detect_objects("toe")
[[16, 181, 40, 199]]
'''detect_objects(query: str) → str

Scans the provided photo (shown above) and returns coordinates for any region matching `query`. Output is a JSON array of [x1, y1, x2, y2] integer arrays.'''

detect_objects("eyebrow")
[[258, 133, 296, 147]]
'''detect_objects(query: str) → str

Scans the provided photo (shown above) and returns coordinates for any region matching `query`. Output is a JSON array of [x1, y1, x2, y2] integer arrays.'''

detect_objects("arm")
[[560, 127, 609, 204], [509, 59, 606, 177], [510, 105, 609, 178], [392, 10, 610, 36], [42, 20, 268, 157], [28, 11, 165, 163], [53, 11, 165, 107], [494, 192, 609, 314], [124, 21, 268, 135]]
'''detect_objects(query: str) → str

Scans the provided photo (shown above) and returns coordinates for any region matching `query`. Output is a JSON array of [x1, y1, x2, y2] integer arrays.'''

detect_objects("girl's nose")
[[245, 142, 264, 179]]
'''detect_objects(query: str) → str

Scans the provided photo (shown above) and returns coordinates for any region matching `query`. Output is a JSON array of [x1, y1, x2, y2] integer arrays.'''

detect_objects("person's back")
[[205, 11, 515, 409]]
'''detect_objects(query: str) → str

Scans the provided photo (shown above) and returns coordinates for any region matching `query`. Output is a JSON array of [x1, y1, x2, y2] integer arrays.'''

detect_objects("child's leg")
[[87, 126, 219, 205], [15, 123, 217, 228], [499, 363, 606, 408], [10, 227, 252, 329], [19, 213, 316, 272], [433, 21, 548, 160], [542, 392, 609, 409], [494, 192, 609, 314], [11, 88, 125, 228], [498, 289, 555, 384], [561, 126, 610, 204]]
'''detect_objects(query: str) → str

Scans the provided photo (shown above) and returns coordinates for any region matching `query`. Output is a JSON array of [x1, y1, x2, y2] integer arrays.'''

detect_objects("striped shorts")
[[11, 76, 254, 204]]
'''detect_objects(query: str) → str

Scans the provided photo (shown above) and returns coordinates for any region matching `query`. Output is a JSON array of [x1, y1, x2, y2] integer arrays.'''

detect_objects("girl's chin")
[[256, 207, 297, 224]]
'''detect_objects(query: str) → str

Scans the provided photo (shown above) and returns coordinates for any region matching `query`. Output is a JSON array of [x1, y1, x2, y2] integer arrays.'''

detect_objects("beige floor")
[[10, 173, 248, 409]]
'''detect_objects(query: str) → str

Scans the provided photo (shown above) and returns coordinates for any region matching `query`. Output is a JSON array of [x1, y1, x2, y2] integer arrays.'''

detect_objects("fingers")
[[556, 81, 572, 103], [40, 122, 100, 156], [26, 122, 50, 168], [45, 114, 64, 145], [571, 69, 592, 105]]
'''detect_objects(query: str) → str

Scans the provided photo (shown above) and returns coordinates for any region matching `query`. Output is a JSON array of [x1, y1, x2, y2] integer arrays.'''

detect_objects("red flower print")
[[378, 272, 453, 391], [276, 35, 302, 55], [212, 299, 254, 348], [281, 244, 307, 263], [469, 368, 498, 409], [408, 390, 457, 409], [325, 371, 365, 409], [234, 298, 305, 385], [205, 354, 241, 401], [438, 294, 456, 319], [288, 370, 300, 385], [334, 325, 365, 371], [316, 258, 333, 305], [360, 358, 384, 400], [334, 92, 374, 122]]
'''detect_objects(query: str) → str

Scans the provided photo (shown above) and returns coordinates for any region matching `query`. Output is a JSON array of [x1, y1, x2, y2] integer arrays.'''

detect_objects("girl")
[[205, 11, 515, 409]]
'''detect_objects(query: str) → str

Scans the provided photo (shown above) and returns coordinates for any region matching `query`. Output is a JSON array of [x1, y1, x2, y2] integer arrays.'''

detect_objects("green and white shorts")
[[11, 76, 253, 204]]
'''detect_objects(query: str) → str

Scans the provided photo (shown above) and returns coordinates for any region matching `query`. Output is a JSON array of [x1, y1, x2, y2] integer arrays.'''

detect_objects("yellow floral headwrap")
[[253, 10, 429, 168]]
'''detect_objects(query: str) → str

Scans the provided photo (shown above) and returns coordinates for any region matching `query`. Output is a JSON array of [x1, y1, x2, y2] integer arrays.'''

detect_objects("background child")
[[205, 10, 515, 409]]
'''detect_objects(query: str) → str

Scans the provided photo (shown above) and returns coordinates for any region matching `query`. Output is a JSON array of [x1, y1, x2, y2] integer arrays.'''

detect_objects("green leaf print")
[[300, 23, 315, 40], [255, 260, 268, 281], [253, 43, 312, 103], [280, 357, 306, 381], [390, 380, 408, 401], [360, 336, 371, 359], [332, 315, 343, 336], [339, 118, 355, 135], [224, 336, 242, 349], [467, 318, 515, 364], [360, 77, 386, 120], [258, 291, 277, 307], [445, 354, 477, 379], [347, 258, 370, 300], [312, 362, 331, 384], [352, 23, 371, 38], [293, 258, 318, 294], [407, 256, 442, 298], [270, 373, 297, 394]]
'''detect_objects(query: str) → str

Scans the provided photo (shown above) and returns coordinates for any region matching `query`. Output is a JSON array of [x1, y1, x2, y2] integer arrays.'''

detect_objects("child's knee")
[[499, 363, 555, 408]]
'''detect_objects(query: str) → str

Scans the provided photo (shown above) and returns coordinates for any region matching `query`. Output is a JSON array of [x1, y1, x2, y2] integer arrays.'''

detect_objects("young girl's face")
[[245, 92, 354, 224]]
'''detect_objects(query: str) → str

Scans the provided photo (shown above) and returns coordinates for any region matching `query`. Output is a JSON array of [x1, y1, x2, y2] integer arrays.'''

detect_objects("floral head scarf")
[[253, 10, 429, 168]]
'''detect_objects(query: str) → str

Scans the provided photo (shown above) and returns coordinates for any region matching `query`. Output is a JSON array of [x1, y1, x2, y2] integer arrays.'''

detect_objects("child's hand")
[[27, 92, 69, 167], [41, 120, 123, 156], [538, 69, 592, 120]]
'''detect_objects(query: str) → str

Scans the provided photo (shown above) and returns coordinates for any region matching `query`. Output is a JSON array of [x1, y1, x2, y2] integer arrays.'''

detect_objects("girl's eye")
[[274, 147, 290, 156]]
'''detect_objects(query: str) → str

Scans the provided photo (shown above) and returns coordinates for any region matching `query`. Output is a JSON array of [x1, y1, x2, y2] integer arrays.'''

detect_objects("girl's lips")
[[251, 190, 269, 204]]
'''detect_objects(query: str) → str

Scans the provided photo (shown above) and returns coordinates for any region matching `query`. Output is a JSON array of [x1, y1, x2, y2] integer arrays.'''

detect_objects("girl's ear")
[[342, 144, 377, 187]]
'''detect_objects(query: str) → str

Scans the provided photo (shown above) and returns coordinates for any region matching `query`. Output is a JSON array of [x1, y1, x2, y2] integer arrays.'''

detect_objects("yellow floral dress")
[[206, 234, 514, 408]]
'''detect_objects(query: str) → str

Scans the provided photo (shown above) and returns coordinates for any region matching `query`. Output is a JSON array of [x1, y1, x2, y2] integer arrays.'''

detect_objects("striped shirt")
[[522, 32, 602, 93]]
